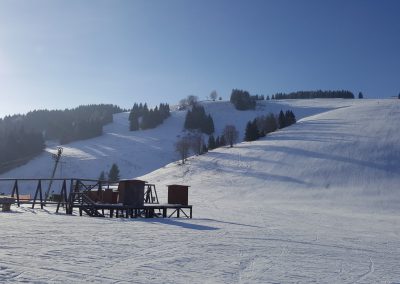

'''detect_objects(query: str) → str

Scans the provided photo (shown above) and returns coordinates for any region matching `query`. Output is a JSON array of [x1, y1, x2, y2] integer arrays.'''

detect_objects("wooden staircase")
[[70, 192, 104, 217]]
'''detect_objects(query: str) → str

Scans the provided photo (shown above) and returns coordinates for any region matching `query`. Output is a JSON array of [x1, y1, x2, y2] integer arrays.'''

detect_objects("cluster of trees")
[[175, 124, 240, 164], [245, 110, 296, 142], [0, 127, 45, 174], [22, 104, 122, 144], [179, 95, 198, 110], [184, 104, 215, 135], [98, 163, 120, 182], [0, 104, 122, 173], [230, 89, 256, 110], [278, 110, 296, 129], [207, 125, 239, 150], [175, 132, 208, 164], [207, 135, 226, 150], [129, 103, 170, 131], [272, 90, 354, 100], [251, 94, 265, 100]]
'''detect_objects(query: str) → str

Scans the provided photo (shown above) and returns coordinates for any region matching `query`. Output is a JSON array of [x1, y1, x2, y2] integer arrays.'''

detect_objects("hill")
[[0, 99, 358, 186], [1, 99, 400, 283]]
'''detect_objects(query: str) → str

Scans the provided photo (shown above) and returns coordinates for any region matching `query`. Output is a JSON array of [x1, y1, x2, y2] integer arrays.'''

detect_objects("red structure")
[[167, 184, 190, 205], [118, 179, 145, 206]]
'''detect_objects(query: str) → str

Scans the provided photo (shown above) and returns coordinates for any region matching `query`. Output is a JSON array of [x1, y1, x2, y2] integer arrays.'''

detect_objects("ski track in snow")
[[1, 99, 400, 283]]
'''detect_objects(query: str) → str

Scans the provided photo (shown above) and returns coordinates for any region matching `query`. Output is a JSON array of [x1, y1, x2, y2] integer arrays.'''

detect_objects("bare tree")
[[178, 98, 188, 110], [187, 95, 198, 106], [179, 95, 198, 110], [223, 125, 239, 147], [209, 90, 218, 101], [189, 132, 205, 155], [175, 136, 191, 164]]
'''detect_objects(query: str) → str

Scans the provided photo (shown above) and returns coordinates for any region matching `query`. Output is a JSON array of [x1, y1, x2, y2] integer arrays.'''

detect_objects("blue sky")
[[0, 0, 399, 117]]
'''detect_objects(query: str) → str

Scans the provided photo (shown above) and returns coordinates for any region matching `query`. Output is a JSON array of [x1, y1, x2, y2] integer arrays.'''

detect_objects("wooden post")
[[56, 180, 67, 213], [163, 208, 167, 218], [11, 180, 20, 207], [38, 180, 43, 209], [63, 180, 68, 213], [32, 180, 42, 209], [190, 207, 192, 219], [66, 179, 74, 215], [177, 208, 180, 218]]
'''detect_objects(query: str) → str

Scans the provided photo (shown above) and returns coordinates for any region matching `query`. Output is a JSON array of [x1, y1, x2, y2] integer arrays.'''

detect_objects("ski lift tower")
[[45, 146, 63, 202]]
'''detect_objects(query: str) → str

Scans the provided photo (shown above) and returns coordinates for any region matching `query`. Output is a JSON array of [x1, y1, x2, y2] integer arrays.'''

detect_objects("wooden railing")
[[0, 178, 116, 214]]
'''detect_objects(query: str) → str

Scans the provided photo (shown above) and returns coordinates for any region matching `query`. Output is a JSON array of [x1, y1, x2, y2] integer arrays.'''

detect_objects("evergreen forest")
[[0, 104, 123, 173]]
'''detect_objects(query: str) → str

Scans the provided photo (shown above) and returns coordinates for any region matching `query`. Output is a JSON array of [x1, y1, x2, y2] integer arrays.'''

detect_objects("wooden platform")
[[73, 203, 193, 218]]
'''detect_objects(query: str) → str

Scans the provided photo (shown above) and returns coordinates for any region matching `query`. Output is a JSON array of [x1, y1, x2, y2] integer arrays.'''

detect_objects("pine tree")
[[130, 117, 139, 131], [244, 121, 253, 141], [219, 135, 226, 146], [278, 110, 286, 129], [208, 135, 216, 150], [215, 136, 221, 148], [287, 110, 296, 125], [203, 115, 215, 135], [99, 171, 106, 181], [244, 120, 259, 141], [358, 92, 363, 99], [108, 163, 120, 182], [264, 113, 278, 134]]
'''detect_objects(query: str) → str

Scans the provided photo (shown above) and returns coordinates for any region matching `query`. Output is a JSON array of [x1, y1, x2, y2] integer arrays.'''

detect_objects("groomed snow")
[[1, 99, 400, 283], [1, 99, 357, 185]]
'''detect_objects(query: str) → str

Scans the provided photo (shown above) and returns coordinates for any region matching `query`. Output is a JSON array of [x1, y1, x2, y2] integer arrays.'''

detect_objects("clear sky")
[[0, 0, 399, 117]]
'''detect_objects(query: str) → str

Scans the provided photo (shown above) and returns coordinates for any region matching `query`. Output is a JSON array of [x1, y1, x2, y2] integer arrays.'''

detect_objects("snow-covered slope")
[[142, 99, 400, 212], [1, 99, 357, 186], [1, 99, 400, 283]]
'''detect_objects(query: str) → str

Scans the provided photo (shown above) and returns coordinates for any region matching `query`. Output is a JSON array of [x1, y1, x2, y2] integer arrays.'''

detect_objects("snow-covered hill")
[[1, 99, 400, 283], [1, 99, 359, 184], [142, 99, 400, 213]]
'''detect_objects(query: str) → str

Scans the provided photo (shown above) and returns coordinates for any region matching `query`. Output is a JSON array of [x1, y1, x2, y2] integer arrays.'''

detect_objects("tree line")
[[0, 127, 45, 174], [129, 103, 170, 131], [245, 110, 296, 141], [0, 104, 122, 173], [272, 90, 354, 100], [230, 89, 257, 110]]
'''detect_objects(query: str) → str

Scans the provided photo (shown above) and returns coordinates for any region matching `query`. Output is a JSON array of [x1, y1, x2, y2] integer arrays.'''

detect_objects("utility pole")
[[45, 147, 63, 202]]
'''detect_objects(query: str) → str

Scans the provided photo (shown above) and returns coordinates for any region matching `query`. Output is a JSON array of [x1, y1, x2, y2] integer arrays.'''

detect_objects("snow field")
[[1, 99, 400, 283]]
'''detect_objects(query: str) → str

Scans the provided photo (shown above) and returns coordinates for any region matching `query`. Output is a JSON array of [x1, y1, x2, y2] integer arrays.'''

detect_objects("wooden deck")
[[0, 178, 194, 219], [73, 203, 193, 218]]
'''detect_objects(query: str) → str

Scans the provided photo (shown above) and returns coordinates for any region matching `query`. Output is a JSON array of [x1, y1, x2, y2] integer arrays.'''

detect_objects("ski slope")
[[1, 99, 400, 283], [1, 99, 357, 185]]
